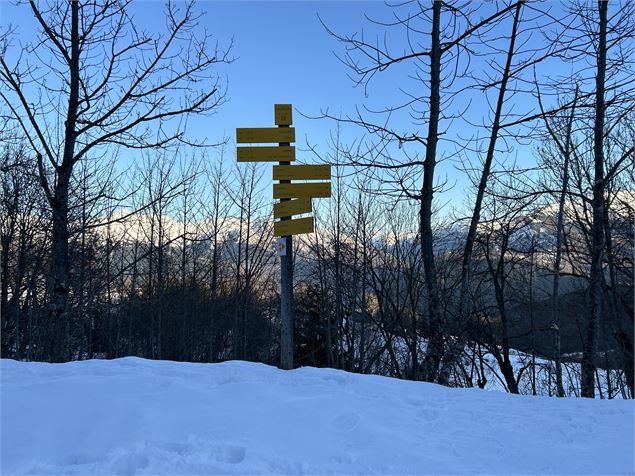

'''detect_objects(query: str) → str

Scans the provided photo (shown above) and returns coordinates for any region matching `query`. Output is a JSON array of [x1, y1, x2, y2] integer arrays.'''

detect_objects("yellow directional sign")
[[236, 127, 295, 144], [273, 183, 331, 199], [237, 146, 295, 162], [274, 216, 314, 237], [273, 165, 331, 180], [273, 198, 312, 219], [275, 104, 293, 125]]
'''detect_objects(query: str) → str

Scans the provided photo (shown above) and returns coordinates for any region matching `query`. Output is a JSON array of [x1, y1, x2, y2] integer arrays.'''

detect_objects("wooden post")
[[277, 105, 294, 370]]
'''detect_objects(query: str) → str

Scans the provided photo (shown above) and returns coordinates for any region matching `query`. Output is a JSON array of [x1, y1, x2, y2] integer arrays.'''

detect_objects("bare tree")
[[0, 0, 231, 361], [320, 1, 523, 382], [538, 86, 580, 397], [1, 143, 49, 358], [544, 0, 635, 397], [448, 1, 527, 381]]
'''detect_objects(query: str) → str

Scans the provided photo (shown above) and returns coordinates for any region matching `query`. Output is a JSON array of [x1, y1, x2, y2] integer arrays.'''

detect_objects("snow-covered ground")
[[1, 358, 633, 475]]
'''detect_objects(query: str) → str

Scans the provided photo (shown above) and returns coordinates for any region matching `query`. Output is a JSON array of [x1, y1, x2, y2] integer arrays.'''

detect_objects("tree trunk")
[[458, 1, 522, 328], [45, 0, 80, 363], [419, 0, 444, 383], [551, 88, 578, 398], [48, 170, 71, 362], [581, 0, 607, 398]]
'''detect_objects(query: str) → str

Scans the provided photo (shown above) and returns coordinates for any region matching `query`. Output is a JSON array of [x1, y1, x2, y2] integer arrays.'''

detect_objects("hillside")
[[1, 358, 633, 475]]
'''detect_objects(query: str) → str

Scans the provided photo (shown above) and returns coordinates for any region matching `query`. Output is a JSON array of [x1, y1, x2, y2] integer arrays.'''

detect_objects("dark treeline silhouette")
[[1, 0, 633, 399]]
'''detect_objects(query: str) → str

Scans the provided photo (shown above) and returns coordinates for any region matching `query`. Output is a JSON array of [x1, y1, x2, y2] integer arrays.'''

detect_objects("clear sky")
[[189, 1, 390, 142], [1, 0, 576, 218]]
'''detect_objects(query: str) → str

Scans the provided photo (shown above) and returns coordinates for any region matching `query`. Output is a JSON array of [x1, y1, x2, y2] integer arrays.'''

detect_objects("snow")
[[1, 358, 633, 475]]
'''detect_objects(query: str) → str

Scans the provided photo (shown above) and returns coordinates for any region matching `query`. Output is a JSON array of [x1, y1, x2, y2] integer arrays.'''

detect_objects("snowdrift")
[[1, 357, 633, 475]]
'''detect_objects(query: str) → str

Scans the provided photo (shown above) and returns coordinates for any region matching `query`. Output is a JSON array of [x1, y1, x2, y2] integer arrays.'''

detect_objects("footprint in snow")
[[58, 452, 101, 466], [332, 412, 360, 432], [112, 453, 149, 476], [404, 397, 427, 406], [211, 445, 246, 464], [334, 452, 357, 464], [416, 408, 440, 421], [152, 440, 193, 456]]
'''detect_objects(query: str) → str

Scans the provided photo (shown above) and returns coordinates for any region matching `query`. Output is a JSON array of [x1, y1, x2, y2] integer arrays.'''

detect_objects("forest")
[[1, 0, 633, 400]]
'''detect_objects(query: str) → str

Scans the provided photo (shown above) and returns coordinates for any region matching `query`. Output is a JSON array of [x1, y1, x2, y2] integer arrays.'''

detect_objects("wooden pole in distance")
[[277, 104, 294, 370]]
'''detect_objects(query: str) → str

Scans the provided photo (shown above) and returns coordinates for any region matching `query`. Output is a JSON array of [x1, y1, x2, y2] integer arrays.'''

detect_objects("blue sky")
[[192, 1, 387, 139], [1, 1, 378, 140], [2, 1, 394, 167], [1, 0, 579, 218]]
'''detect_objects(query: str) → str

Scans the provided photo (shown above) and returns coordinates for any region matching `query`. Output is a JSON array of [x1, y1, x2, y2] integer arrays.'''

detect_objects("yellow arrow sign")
[[273, 164, 331, 180], [236, 127, 295, 144], [274, 216, 314, 237], [273, 197, 312, 219], [237, 146, 295, 162], [273, 183, 331, 199], [275, 104, 293, 125]]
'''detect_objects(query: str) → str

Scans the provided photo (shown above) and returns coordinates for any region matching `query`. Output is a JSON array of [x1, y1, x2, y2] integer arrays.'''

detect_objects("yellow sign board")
[[237, 146, 295, 162], [275, 104, 293, 125], [273, 165, 331, 180], [236, 127, 295, 144], [273, 198, 312, 218], [274, 216, 314, 237], [273, 183, 331, 199]]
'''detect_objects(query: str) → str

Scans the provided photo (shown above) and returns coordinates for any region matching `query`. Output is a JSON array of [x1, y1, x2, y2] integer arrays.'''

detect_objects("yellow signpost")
[[274, 216, 314, 237], [272, 164, 331, 180], [236, 127, 295, 143], [273, 182, 331, 199], [237, 146, 295, 162], [273, 197, 312, 219], [235, 103, 331, 372]]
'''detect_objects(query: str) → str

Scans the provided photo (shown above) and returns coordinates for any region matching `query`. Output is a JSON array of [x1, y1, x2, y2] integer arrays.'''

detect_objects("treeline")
[[2, 143, 633, 397], [1, 0, 633, 399]]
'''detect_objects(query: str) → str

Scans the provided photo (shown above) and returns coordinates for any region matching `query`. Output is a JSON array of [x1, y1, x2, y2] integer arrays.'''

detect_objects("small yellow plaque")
[[275, 104, 293, 126]]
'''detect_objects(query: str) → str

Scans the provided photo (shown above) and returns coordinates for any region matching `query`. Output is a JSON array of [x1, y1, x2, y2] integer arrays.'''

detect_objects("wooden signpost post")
[[236, 104, 331, 370]]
